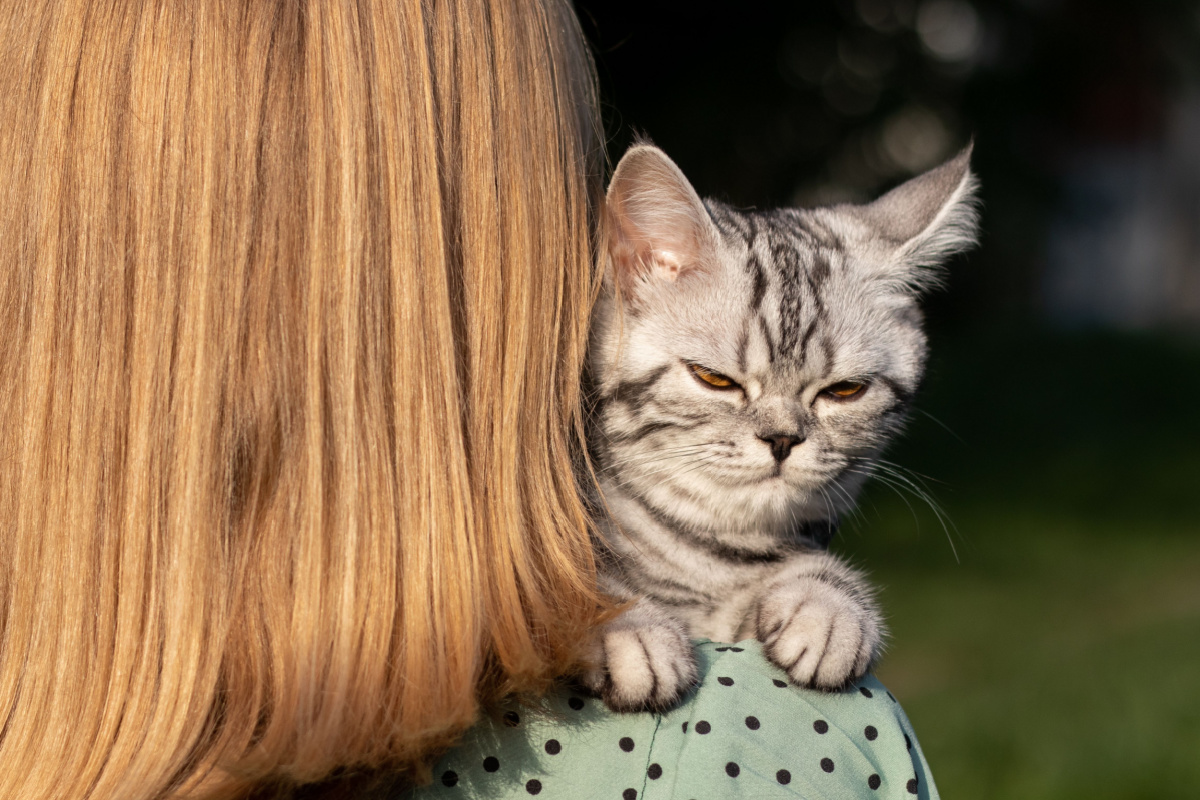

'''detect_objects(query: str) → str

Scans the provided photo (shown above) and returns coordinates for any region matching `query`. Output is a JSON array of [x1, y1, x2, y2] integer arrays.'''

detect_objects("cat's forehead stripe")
[[736, 321, 750, 374], [774, 243, 805, 360], [757, 315, 777, 364], [712, 200, 898, 378], [748, 253, 767, 311], [790, 212, 844, 250], [772, 237, 838, 366]]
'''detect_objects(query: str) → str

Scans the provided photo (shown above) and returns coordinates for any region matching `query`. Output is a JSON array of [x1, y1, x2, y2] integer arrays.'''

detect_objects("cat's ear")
[[848, 143, 979, 290], [605, 144, 718, 298]]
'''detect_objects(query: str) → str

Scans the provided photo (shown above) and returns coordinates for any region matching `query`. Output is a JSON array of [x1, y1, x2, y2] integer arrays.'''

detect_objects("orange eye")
[[687, 363, 739, 390], [824, 380, 867, 399]]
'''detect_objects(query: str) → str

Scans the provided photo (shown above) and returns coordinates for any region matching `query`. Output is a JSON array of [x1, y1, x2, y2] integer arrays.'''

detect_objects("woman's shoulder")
[[402, 640, 938, 799]]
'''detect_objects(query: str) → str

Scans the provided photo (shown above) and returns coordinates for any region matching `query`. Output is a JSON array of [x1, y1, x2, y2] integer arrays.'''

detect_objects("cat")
[[581, 142, 978, 712]]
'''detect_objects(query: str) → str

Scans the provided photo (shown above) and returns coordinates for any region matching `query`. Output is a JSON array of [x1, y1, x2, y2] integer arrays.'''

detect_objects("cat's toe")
[[756, 581, 879, 690], [581, 615, 698, 712]]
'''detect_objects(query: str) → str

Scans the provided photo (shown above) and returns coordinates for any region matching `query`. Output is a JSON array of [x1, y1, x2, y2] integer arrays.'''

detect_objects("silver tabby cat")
[[582, 143, 978, 712]]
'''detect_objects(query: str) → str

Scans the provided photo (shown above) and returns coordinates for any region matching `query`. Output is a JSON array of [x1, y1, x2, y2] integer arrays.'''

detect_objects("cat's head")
[[591, 143, 978, 540]]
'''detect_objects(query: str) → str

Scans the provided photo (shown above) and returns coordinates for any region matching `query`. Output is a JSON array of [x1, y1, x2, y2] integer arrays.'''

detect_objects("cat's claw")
[[580, 599, 699, 713], [754, 575, 882, 690]]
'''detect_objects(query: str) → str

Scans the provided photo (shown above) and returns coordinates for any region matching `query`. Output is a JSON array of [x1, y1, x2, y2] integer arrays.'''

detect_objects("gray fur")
[[582, 143, 979, 712]]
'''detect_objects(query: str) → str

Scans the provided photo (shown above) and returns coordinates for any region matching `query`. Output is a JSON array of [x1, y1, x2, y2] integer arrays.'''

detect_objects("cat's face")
[[591, 145, 977, 538]]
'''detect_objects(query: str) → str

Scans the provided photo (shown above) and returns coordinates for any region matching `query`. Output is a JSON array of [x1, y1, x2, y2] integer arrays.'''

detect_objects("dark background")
[[574, 1, 1200, 796]]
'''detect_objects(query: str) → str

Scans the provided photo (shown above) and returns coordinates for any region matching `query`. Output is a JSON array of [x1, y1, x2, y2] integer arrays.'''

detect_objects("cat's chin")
[[624, 458, 855, 535], [687, 483, 831, 535], [753, 473, 835, 504], [712, 467, 820, 494]]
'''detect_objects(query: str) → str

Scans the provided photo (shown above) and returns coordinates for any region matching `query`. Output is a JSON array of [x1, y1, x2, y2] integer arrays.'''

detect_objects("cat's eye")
[[822, 380, 867, 400], [686, 363, 740, 391]]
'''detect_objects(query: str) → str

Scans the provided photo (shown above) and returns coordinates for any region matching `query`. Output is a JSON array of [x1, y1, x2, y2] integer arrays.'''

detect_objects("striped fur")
[[583, 144, 979, 712]]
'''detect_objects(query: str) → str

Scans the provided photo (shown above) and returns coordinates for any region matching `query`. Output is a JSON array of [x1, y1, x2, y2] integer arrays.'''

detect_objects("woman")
[[0, 2, 936, 798]]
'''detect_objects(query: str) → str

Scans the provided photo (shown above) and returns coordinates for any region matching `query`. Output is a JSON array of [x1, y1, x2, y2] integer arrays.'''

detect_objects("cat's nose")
[[757, 432, 804, 462]]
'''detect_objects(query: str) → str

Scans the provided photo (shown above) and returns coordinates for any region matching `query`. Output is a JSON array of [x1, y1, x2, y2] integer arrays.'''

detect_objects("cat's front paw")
[[580, 598, 698, 713], [753, 573, 883, 690]]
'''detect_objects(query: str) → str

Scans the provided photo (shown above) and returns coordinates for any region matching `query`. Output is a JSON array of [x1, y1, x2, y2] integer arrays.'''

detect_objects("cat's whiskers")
[[604, 454, 725, 496], [606, 452, 724, 490], [826, 481, 870, 532], [822, 477, 859, 516], [670, 454, 727, 483], [815, 487, 837, 528], [868, 462, 956, 529], [846, 464, 960, 562], [605, 441, 724, 462], [912, 408, 967, 445], [602, 446, 713, 473], [875, 456, 950, 488], [847, 467, 922, 526], [873, 464, 962, 560]]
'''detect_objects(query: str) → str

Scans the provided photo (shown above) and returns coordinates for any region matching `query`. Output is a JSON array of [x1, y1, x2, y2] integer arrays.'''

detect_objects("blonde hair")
[[0, 1, 606, 797]]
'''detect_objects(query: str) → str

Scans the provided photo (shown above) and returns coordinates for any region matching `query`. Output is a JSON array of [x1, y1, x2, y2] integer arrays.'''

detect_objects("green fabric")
[[405, 640, 938, 800]]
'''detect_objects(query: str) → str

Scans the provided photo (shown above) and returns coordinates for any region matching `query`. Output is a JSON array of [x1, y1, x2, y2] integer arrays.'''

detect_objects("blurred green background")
[[576, 1, 1200, 797]]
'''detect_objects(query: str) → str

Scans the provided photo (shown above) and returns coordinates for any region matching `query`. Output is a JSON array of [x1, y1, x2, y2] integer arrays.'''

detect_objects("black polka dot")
[[821, 757, 835, 773], [745, 716, 760, 730], [526, 779, 542, 795], [441, 770, 458, 787], [864, 725, 878, 741], [482, 756, 500, 773], [868, 774, 881, 790], [907, 777, 919, 794], [776, 769, 791, 785], [717, 676, 734, 686], [544, 739, 561, 755], [648, 763, 662, 780], [623, 790, 637, 800], [772, 679, 788, 688], [730, 647, 744, 652], [859, 686, 874, 698], [726, 762, 740, 778], [813, 719, 829, 734], [904, 733, 913, 751], [619, 736, 635, 752], [695, 720, 711, 734], [681, 721, 688, 733], [503, 711, 520, 727], [568, 697, 584, 710]]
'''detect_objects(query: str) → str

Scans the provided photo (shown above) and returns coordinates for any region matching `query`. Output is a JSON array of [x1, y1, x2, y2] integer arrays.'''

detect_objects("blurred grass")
[[833, 327, 1200, 800]]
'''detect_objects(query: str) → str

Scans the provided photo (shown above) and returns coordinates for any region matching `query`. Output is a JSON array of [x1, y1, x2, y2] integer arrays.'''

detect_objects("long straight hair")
[[0, 1, 607, 797]]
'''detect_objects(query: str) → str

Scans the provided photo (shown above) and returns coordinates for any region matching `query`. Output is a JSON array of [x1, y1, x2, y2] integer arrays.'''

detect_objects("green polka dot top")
[[403, 640, 938, 799]]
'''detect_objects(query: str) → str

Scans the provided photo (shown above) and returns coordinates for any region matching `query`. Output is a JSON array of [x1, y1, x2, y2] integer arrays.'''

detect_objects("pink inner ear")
[[607, 220, 693, 295], [608, 245, 684, 296], [649, 250, 684, 281], [605, 147, 714, 297]]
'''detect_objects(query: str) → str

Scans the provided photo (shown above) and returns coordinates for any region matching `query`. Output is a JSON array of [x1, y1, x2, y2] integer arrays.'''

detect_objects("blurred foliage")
[[836, 329, 1200, 798]]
